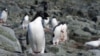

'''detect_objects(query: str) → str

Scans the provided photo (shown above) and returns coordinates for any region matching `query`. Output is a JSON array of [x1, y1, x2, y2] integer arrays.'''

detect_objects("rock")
[[46, 44, 67, 56], [55, 45, 66, 56], [46, 45, 59, 54], [73, 29, 92, 37], [0, 26, 22, 52], [66, 15, 74, 23], [96, 16, 100, 30], [88, 7, 98, 19], [96, 16, 100, 23], [97, 30, 100, 35], [27, 53, 55, 56], [45, 39, 94, 56], [83, 27, 97, 35], [89, 49, 100, 56], [0, 48, 20, 56], [68, 19, 92, 30]]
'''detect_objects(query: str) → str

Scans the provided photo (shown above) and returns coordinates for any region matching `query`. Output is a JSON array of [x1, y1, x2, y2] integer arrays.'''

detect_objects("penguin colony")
[[1, 1, 99, 56], [19, 12, 100, 54], [0, 1, 69, 55], [25, 11, 68, 54]]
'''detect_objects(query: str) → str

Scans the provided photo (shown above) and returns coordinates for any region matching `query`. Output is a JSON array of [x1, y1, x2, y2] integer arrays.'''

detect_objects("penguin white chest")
[[22, 15, 29, 29], [51, 18, 58, 28], [0, 11, 7, 22], [53, 24, 68, 45], [53, 25, 63, 45], [28, 17, 45, 54], [44, 17, 50, 28]]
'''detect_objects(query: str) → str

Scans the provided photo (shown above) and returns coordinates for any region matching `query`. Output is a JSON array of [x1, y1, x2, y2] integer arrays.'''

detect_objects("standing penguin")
[[84, 39, 100, 48], [51, 16, 58, 28], [21, 14, 29, 30], [43, 17, 50, 29], [27, 11, 49, 54], [0, 8, 8, 23], [52, 22, 68, 45]]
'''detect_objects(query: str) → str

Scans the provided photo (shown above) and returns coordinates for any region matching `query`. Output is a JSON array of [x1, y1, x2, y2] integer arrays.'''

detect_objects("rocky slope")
[[0, 0, 100, 56]]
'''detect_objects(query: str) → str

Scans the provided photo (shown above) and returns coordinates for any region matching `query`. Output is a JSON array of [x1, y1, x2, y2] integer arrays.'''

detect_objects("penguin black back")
[[53, 21, 67, 32]]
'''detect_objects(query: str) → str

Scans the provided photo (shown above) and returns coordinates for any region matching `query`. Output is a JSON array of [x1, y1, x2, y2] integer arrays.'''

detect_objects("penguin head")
[[24, 13, 29, 16], [31, 11, 49, 22], [5, 8, 7, 11], [52, 16, 57, 22], [57, 21, 67, 26], [2, 8, 7, 11], [52, 16, 56, 18], [53, 21, 67, 31], [43, 11, 49, 19], [24, 13, 29, 20]]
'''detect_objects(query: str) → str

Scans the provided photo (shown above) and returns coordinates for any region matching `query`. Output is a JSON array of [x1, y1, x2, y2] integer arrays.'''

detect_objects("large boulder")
[[74, 29, 92, 37], [0, 48, 20, 56], [0, 26, 22, 55], [89, 49, 100, 56]]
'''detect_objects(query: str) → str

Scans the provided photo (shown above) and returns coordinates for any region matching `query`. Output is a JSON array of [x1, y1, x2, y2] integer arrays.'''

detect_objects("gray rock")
[[68, 19, 93, 32], [83, 27, 97, 35], [97, 16, 100, 22], [0, 26, 22, 52], [97, 30, 100, 35], [74, 29, 92, 37], [27, 53, 55, 56], [0, 35, 17, 52], [55, 45, 66, 56], [66, 15, 74, 23], [0, 48, 19, 56], [89, 49, 100, 56], [46, 45, 67, 56]]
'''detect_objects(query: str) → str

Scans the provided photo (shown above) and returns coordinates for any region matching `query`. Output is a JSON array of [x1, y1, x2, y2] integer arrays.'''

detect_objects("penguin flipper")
[[26, 31, 29, 45]]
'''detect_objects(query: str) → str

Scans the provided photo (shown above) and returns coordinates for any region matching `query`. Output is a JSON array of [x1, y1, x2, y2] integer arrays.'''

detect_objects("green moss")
[[0, 27, 16, 41]]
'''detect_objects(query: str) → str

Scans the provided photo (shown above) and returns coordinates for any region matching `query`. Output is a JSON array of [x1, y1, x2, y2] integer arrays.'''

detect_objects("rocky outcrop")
[[0, 26, 22, 56]]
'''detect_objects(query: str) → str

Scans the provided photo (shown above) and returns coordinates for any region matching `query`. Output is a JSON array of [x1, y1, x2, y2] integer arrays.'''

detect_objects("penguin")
[[84, 39, 100, 48], [21, 13, 29, 30], [43, 17, 50, 29], [51, 16, 58, 28], [52, 22, 68, 45], [0, 8, 8, 23], [27, 11, 49, 54]]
